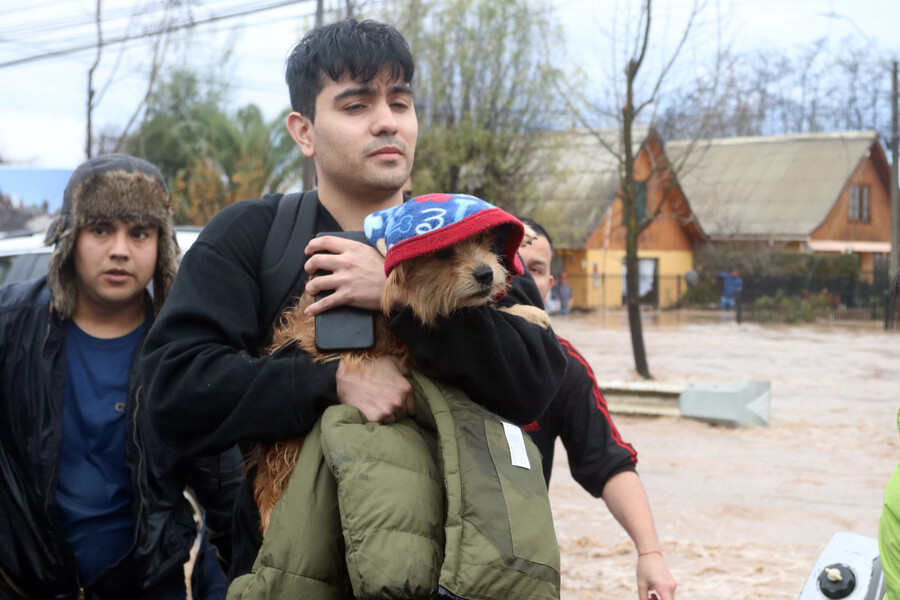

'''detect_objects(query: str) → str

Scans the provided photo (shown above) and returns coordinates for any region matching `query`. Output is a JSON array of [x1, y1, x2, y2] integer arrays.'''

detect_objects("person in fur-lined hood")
[[0, 154, 242, 600], [43, 153, 179, 318]]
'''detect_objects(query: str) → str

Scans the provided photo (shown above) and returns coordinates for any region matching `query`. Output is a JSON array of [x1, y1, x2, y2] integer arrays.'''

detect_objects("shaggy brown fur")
[[251, 226, 550, 534]]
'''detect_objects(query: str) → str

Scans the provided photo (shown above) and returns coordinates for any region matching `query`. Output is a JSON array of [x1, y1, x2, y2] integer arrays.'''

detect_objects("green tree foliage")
[[383, 0, 565, 211], [125, 68, 303, 224]]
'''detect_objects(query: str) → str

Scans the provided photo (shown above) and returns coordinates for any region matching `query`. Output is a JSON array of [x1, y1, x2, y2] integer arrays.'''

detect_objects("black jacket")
[[0, 277, 242, 600], [525, 336, 638, 495], [140, 194, 567, 576]]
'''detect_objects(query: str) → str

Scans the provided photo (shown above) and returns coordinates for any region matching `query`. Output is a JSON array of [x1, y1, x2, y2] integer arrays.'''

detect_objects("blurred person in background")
[[519, 216, 678, 600], [716, 266, 743, 310]]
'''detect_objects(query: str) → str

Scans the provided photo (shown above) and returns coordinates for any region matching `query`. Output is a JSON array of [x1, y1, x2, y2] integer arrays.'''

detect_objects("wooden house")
[[665, 131, 892, 276], [522, 128, 705, 309]]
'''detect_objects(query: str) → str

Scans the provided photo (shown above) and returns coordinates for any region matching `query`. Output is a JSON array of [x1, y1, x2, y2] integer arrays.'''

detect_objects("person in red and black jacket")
[[519, 217, 678, 600]]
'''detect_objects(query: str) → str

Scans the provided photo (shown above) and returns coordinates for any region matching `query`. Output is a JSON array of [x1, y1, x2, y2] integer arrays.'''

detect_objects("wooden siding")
[[589, 137, 698, 254], [810, 145, 891, 244]]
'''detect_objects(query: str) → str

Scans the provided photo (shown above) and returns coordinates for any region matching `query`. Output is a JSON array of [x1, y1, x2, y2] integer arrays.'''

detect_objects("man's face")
[[73, 219, 158, 313], [298, 69, 417, 199], [519, 234, 555, 299]]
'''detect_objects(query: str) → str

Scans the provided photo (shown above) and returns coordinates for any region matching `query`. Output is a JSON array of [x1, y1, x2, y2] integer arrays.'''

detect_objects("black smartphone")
[[313, 231, 376, 352]]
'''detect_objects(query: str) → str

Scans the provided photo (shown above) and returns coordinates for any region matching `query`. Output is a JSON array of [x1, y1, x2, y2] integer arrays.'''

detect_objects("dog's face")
[[383, 229, 512, 328]]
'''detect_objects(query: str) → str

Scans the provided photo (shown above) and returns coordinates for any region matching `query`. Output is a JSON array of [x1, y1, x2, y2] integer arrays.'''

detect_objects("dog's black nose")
[[473, 266, 494, 286]]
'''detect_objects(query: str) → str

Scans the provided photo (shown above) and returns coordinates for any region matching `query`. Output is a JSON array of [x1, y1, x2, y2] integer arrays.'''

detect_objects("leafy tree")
[[125, 68, 303, 224], [379, 0, 566, 211]]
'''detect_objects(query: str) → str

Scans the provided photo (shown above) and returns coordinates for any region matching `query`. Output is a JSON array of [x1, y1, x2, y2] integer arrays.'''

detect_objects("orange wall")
[[810, 149, 891, 243], [587, 139, 695, 253]]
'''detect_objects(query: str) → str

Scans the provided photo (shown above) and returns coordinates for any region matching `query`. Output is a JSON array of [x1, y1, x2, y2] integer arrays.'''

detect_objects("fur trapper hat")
[[363, 193, 525, 276], [44, 154, 178, 318]]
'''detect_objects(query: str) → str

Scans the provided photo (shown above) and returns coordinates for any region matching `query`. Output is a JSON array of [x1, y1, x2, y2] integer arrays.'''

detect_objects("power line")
[[0, 0, 311, 69], [0, 0, 91, 17], [0, 1, 289, 62], [0, 0, 254, 39], [1, 4, 153, 39]]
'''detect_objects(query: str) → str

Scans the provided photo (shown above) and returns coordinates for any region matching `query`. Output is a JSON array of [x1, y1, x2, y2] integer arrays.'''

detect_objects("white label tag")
[[502, 422, 531, 469]]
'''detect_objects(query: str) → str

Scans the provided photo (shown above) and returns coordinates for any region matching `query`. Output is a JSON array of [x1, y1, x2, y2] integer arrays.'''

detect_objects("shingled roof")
[[521, 127, 649, 248], [665, 131, 883, 241]]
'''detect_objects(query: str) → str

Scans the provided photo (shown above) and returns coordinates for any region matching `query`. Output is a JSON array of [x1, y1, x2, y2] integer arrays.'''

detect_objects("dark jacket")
[[525, 336, 638, 496], [0, 277, 242, 600], [141, 194, 567, 576]]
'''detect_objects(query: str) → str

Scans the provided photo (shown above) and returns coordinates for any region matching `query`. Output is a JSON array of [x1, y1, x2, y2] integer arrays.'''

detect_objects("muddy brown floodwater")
[[546, 310, 900, 600]]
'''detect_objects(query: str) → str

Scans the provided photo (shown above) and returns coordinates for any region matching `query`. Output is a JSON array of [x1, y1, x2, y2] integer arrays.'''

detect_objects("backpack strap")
[[259, 189, 319, 331]]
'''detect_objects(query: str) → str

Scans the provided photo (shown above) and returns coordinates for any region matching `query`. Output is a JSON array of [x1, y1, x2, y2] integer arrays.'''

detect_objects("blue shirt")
[[717, 272, 743, 299], [56, 321, 145, 584]]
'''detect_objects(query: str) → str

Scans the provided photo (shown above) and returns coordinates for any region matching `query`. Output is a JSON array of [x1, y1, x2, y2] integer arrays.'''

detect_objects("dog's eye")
[[475, 234, 484, 244], [434, 248, 453, 260]]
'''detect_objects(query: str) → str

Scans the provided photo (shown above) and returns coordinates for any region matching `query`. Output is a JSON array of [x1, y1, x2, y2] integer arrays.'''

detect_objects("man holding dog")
[[518, 217, 678, 600], [0, 154, 241, 599], [141, 18, 567, 579]]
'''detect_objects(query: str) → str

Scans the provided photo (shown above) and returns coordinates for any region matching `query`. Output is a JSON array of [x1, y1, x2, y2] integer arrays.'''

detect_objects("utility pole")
[[301, 0, 325, 191], [891, 61, 899, 283]]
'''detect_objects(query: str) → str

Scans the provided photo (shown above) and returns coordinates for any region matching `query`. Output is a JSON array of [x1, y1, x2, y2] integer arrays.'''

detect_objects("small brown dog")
[[251, 195, 550, 534]]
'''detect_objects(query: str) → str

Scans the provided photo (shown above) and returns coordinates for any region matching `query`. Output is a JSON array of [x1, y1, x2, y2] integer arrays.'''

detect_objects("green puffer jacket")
[[228, 368, 560, 600]]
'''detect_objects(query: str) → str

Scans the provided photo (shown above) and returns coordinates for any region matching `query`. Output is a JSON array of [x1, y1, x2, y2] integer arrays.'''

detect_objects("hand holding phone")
[[313, 231, 376, 352]]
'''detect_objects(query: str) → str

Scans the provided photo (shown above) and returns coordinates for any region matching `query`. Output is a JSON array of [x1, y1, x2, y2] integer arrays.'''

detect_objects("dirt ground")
[[546, 310, 900, 599]]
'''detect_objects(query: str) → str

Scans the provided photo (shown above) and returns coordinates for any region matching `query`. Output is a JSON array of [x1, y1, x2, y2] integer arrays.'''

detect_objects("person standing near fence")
[[716, 266, 743, 310]]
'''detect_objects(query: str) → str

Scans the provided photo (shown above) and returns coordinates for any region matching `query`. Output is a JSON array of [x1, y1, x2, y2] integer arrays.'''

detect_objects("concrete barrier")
[[597, 380, 682, 418], [598, 379, 771, 427]]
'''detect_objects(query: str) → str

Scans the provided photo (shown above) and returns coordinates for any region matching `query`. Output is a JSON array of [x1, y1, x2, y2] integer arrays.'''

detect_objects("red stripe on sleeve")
[[558, 337, 637, 464]]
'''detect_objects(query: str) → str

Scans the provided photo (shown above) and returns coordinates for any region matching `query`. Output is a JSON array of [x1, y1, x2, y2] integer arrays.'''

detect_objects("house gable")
[[524, 129, 705, 309], [809, 138, 891, 247], [591, 133, 704, 253], [523, 128, 703, 252]]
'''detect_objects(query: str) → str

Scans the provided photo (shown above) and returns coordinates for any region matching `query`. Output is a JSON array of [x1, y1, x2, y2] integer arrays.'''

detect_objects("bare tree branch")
[[634, 0, 704, 117], [86, 0, 103, 159], [114, 16, 171, 152]]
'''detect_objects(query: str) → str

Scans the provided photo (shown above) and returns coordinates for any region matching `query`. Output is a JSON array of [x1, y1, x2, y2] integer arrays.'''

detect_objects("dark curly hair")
[[285, 18, 414, 121]]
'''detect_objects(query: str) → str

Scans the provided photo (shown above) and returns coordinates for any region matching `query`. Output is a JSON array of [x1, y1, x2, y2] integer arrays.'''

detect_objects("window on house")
[[849, 185, 869, 221]]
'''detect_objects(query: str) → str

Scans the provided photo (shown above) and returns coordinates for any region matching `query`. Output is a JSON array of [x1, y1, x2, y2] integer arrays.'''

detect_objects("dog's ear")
[[381, 266, 408, 315], [520, 223, 538, 248]]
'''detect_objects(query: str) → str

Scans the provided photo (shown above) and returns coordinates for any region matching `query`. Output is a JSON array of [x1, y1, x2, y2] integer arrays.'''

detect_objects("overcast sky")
[[1, 0, 898, 169]]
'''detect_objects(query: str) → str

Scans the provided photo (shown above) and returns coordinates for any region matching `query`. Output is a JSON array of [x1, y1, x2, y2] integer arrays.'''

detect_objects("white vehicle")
[[0, 226, 202, 287]]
